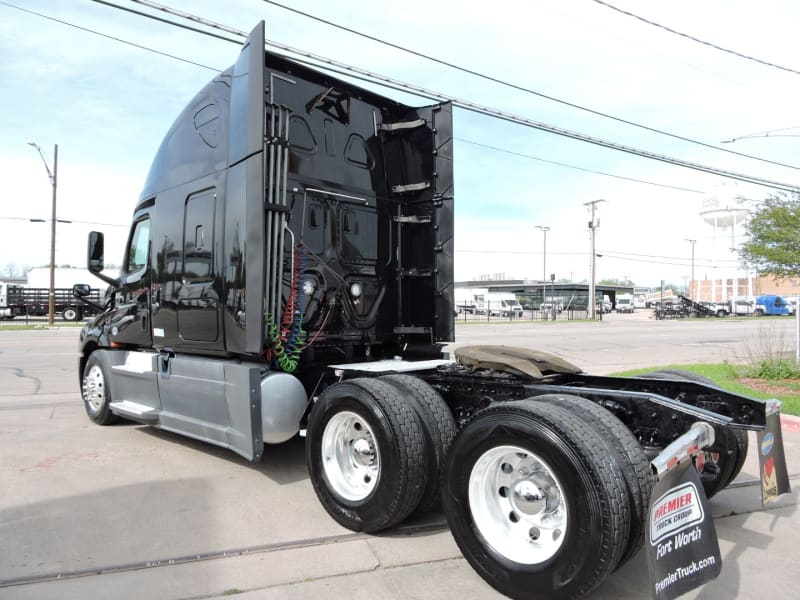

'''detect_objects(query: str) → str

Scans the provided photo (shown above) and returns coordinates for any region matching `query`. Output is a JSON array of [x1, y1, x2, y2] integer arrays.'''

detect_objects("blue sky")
[[2, 0, 800, 287]]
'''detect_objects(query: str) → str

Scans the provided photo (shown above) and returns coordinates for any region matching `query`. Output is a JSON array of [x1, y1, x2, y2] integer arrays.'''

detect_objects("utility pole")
[[685, 239, 696, 299], [536, 225, 550, 316], [584, 199, 606, 319], [28, 142, 58, 325]]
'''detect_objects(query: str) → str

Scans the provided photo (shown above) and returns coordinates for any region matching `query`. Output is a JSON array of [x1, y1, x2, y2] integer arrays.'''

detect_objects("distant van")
[[728, 298, 755, 316], [755, 294, 791, 316]]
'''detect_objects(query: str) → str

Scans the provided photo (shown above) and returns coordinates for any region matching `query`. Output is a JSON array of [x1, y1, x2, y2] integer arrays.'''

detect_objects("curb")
[[781, 413, 800, 433]]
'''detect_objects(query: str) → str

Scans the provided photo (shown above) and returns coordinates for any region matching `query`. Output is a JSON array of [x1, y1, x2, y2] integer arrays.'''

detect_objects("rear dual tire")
[[635, 369, 749, 496], [306, 378, 428, 532], [306, 376, 455, 532], [536, 393, 652, 569], [443, 400, 631, 600], [379, 374, 457, 514]]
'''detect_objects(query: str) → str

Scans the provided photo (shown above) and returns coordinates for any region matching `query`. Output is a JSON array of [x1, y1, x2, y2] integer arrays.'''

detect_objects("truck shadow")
[[139, 426, 308, 486]]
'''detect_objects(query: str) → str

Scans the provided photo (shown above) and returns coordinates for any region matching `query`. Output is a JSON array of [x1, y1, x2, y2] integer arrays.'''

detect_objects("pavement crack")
[[4, 367, 41, 395]]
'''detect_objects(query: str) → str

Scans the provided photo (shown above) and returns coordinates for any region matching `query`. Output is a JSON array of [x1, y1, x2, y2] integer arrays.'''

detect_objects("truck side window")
[[126, 218, 151, 273]]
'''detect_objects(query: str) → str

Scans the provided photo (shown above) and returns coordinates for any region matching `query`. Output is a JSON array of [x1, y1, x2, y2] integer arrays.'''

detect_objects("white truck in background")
[[455, 288, 523, 317], [454, 287, 483, 314], [480, 291, 523, 317], [616, 293, 634, 313]]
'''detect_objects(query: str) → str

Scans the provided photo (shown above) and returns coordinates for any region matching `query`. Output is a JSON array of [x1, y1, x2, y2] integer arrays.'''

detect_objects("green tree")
[[598, 277, 635, 286], [740, 194, 800, 277]]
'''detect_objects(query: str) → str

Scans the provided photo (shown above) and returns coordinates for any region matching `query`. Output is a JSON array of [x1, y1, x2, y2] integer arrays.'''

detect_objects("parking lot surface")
[[0, 318, 797, 599]]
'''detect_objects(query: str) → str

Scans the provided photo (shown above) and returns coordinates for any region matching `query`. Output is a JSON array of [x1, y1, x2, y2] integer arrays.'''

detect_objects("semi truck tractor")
[[75, 23, 788, 600]]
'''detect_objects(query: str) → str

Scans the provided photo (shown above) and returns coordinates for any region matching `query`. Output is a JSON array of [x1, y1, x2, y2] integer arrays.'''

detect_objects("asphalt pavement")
[[0, 317, 798, 599]]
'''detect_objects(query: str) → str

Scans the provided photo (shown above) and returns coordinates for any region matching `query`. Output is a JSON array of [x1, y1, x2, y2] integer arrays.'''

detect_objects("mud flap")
[[646, 422, 721, 599], [646, 462, 721, 600], [757, 399, 791, 505]]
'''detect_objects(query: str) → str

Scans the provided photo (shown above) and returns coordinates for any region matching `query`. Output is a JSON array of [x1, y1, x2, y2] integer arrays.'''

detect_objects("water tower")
[[698, 182, 752, 302]]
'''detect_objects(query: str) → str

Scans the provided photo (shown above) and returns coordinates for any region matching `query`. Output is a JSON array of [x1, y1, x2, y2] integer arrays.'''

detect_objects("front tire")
[[443, 400, 630, 600], [306, 378, 427, 532], [81, 353, 118, 425]]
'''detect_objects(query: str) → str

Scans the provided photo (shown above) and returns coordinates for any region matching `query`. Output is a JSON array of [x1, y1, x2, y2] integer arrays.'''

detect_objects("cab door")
[[109, 212, 153, 348]]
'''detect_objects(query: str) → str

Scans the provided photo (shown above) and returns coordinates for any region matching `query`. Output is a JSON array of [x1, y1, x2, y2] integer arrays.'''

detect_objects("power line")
[[0, 216, 128, 227], [90, 0, 240, 45], [114, 2, 800, 190], [0, 0, 219, 71], [598, 253, 737, 269], [260, 0, 800, 172], [598, 249, 739, 265], [537, 1, 749, 89], [456, 247, 741, 268], [455, 138, 704, 194], [21, 0, 800, 193], [266, 44, 800, 193], [592, 0, 800, 77], [456, 250, 586, 256], [595, 253, 718, 269]]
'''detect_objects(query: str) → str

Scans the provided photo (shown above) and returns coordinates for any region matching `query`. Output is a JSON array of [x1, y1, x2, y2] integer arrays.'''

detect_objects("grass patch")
[[454, 319, 600, 325], [612, 363, 800, 416], [0, 322, 84, 331]]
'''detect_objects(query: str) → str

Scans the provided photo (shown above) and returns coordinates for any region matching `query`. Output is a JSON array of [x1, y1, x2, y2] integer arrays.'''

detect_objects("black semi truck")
[[75, 23, 788, 599]]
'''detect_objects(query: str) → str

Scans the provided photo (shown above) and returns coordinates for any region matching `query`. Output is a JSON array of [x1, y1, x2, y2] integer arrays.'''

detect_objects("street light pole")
[[584, 199, 606, 319], [685, 239, 696, 299], [536, 225, 550, 316], [28, 142, 58, 325]]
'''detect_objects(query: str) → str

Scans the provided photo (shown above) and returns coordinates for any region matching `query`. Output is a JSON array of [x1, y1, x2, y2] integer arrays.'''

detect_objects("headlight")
[[350, 282, 362, 298]]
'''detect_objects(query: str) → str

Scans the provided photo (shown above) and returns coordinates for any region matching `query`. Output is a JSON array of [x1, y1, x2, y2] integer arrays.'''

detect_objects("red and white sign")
[[650, 482, 704, 544]]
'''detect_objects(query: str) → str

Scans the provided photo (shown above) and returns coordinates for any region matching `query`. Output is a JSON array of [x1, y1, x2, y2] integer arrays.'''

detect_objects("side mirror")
[[88, 231, 105, 273], [73, 284, 91, 298]]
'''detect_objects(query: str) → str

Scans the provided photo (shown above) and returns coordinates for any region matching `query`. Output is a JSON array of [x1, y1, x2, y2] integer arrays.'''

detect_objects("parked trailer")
[[677, 295, 729, 318], [74, 24, 788, 600]]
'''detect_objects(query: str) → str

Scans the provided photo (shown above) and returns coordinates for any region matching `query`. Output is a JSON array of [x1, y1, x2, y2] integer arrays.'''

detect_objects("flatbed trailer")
[[2, 285, 103, 321]]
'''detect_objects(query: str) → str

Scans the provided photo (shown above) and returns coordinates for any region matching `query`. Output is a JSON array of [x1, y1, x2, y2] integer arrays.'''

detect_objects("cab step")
[[109, 400, 160, 423]]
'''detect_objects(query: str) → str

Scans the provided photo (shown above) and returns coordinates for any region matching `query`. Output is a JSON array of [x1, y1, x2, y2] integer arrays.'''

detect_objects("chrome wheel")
[[469, 445, 567, 564], [83, 364, 106, 413], [321, 410, 380, 502]]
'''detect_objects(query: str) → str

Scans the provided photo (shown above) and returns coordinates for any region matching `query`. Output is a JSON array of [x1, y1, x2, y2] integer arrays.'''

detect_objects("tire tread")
[[537, 394, 652, 568], [444, 400, 631, 599], [380, 374, 457, 514]]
